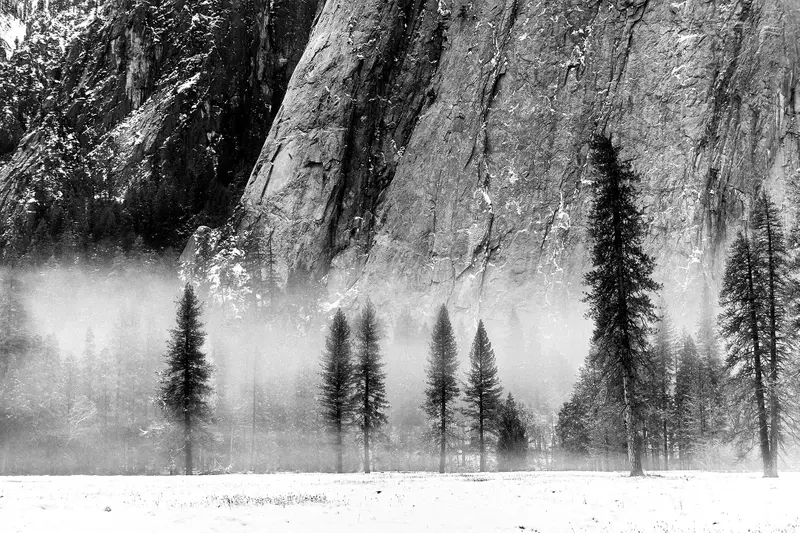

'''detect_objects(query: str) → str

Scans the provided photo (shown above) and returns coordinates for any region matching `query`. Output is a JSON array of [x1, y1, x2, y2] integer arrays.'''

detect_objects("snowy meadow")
[[3, 471, 799, 533]]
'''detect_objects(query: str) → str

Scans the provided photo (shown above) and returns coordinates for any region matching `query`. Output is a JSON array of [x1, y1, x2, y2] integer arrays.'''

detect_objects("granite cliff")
[[2, 0, 799, 322], [227, 0, 800, 320]]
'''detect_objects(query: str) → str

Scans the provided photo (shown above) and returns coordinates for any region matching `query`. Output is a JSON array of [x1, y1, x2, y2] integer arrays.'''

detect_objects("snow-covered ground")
[[2, 471, 799, 532]]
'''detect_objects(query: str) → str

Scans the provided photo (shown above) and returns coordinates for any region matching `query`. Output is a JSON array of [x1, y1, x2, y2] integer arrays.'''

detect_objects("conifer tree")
[[352, 299, 388, 473], [159, 284, 213, 475], [393, 308, 419, 348], [583, 134, 660, 476], [0, 270, 30, 378], [719, 232, 773, 476], [497, 394, 527, 471], [97, 347, 112, 470], [463, 320, 502, 472], [649, 308, 676, 469], [319, 309, 355, 473], [695, 282, 726, 443], [424, 305, 460, 473], [751, 192, 791, 475], [673, 332, 700, 467]]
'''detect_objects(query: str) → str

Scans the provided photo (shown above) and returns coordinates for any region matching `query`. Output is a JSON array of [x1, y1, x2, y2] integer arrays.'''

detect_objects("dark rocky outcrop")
[[0, 0, 321, 253]]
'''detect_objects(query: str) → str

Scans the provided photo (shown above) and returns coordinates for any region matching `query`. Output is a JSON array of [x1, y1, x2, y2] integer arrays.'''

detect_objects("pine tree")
[[424, 305, 460, 473], [352, 299, 388, 473], [0, 269, 30, 378], [751, 192, 791, 475], [649, 308, 675, 470], [583, 134, 660, 476], [695, 281, 726, 444], [463, 320, 502, 472], [319, 309, 355, 473], [159, 284, 213, 475], [393, 308, 419, 348], [719, 232, 773, 476], [557, 362, 617, 464], [497, 394, 527, 471], [244, 231, 281, 317], [97, 347, 112, 471], [673, 332, 700, 468]]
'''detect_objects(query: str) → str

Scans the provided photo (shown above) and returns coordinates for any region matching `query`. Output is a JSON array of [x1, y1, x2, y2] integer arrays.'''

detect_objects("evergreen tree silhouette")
[[159, 284, 213, 475]]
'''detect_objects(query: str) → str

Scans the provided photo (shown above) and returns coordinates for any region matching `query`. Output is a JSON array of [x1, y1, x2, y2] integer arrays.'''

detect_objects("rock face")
[[0, 0, 321, 251], [2, 0, 798, 323], [235, 0, 800, 319]]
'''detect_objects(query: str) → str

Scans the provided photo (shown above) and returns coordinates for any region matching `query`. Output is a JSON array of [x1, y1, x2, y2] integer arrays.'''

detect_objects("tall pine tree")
[[695, 281, 727, 446], [319, 309, 355, 473], [159, 284, 213, 475], [751, 192, 791, 475], [719, 232, 773, 476], [583, 134, 660, 476], [352, 299, 388, 474], [463, 320, 502, 472], [673, 332, 700, 468], [424, 305, 460, 474], [0, 269, 29, 378], [643, 307, 675, 470]]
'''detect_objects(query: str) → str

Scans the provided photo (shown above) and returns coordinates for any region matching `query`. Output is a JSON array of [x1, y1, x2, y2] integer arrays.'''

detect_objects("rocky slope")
[[227, 0, 800, 321], [0, 0, 321, 254]]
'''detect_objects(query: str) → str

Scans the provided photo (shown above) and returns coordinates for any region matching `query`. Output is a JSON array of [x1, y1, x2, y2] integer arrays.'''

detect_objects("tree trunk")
[[753, 346, 772, 477], [479, 418, 486, 472], [662, 419, 668, 471], [439, 387, 446, 474], [745, 242, 773, 477], [336, 424, 343, 473], [622, 372, 643, 476], [185, 411, 193, 475], [364, 371, 371, 474], [363, 424, 370, 474], [765, 213, 779, 478]]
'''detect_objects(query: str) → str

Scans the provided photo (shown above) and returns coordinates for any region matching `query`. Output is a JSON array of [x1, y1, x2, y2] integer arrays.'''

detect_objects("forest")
[[0, 243, 572, 475], [2, 134, 799, 478]]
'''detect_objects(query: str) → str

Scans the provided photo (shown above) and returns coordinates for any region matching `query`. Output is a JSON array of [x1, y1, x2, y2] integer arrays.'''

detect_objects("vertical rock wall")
[[237, 0, 800, 321]]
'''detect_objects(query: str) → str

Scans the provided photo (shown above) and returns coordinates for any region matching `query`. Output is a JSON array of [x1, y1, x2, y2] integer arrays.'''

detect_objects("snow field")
[[2, 471, 799, 533]]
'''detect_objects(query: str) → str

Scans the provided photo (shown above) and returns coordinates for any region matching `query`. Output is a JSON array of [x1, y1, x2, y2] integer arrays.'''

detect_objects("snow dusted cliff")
[[231, 0, 800, 319], [2, 0, 800, 322]]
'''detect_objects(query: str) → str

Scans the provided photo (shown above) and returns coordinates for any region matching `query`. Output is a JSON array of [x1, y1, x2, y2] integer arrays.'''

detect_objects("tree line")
[[316, 302, 528, 474], [556, 134, 800, 477], [0, 262, 558, 475], [11, 132, 797, 478]]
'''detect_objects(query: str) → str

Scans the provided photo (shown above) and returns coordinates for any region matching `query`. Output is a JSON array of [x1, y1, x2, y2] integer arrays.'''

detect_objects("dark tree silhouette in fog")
[[497, 394, 527, 471], [352, 299, 387, 474], [720, 232, 774, 477], [751, 193, 791, 476], [159, 284, 213, 475], [319, 309, 355, 473], [463, 320, 502, 472], [424, 305, 460, 474], [583, 134, 660, 476]]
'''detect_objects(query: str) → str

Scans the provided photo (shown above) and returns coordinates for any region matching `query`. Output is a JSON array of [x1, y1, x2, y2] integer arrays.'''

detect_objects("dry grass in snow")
[[2, 471, 800, 532]]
